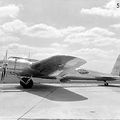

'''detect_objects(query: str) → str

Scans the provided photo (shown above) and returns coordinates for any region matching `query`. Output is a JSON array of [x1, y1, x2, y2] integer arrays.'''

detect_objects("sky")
[[0, 0, 120, 73]]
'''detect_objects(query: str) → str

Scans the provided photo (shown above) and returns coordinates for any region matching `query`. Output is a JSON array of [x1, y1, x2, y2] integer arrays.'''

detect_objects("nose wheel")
[[20, 77, 33, 89], [104, 81, 109, 86]]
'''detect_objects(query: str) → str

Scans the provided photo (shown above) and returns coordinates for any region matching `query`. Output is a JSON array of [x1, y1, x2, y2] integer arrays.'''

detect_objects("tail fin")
[[111, 55, 120, 76]]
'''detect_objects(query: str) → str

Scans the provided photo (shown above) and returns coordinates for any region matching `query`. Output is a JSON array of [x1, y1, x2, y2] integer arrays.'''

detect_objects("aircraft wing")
[[54, 68, 120, 82], [30, 55, 86, 78]]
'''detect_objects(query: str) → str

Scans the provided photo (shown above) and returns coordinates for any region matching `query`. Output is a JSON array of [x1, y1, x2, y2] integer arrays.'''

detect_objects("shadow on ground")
[[99, 84, 120, 88], [14, 84, 88, 102]]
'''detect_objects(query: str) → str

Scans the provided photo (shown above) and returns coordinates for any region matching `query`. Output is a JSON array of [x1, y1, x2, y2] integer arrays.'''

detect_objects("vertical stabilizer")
[[111, 55, 120, 76]]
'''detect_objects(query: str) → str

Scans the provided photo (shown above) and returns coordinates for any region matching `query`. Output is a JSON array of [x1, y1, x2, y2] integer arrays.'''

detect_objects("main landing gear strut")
[[20, 77, 33, 89], [104, 81, 109, 86]]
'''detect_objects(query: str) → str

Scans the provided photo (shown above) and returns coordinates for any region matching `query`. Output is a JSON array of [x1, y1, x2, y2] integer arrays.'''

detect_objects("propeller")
[[1, 50, 8, 81]]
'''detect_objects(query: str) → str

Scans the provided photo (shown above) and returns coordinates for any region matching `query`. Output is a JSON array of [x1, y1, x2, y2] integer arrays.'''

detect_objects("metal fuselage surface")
[[7, 58, 32, 76]]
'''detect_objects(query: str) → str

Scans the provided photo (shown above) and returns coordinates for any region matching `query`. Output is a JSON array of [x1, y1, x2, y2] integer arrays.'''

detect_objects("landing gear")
[[104, 81, 109, 86], [20, 77, 33, 89], [60, 78, 70, 83]]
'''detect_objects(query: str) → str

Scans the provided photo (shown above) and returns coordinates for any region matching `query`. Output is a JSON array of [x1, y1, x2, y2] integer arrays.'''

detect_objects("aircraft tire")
[[104, 82, 108, 86], [20, 78, 33, 89]]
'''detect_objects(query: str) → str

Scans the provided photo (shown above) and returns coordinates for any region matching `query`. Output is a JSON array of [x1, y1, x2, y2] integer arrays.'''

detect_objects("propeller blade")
[[1, 66, 7, 81], [3, 50, 8, 63], [1, 50, 8, 81]]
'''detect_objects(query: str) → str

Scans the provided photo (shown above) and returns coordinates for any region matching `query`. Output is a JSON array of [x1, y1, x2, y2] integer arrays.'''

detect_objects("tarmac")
[[1, 81, 120, 120]]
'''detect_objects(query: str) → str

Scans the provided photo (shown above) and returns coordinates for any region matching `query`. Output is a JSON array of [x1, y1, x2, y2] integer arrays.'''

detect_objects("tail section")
[[111, 55, 120, 76]]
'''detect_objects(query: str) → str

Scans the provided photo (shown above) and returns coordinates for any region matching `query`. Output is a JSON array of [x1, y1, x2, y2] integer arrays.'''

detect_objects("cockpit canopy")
[[8, 57, 32, 64]]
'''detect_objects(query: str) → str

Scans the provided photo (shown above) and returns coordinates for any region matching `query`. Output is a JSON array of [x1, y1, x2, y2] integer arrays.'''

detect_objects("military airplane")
[[0, 51, 87, 88], [0, 51, 120, 88]]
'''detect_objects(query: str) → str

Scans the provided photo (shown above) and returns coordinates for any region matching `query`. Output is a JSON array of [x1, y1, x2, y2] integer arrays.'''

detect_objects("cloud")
[[0, 36, 19, 43], [81, 0, 120, 17], [72, 48, 113, 59], [1, 19, 85, 39], [4, 44, 111, 63], [88, 27, 114, 36], [0, 27, 19, 43], [0, 4, 19, 18], [110, 23, 120, 28], [60, 26, 85, 36], [0, 20, 21, 43], [3, 43, 64, 59], [51, 42, 68, 48], [0, 28, 5, 36], [1, 19, 26, 33], [24, 24, 85, 38], [63, 26, 120, 73], [1, 20, 62, 39], [64, 27, 117, 48], [24, 24, 62, 38], [69, 48, 116, 73]]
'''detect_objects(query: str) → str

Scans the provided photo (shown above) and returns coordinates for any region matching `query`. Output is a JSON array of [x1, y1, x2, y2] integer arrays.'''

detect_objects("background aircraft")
[[0, 51, 86, 88]]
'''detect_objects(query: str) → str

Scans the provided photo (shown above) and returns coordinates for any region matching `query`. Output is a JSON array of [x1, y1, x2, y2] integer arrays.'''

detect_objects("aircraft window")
[[77, 69, 89, 74]]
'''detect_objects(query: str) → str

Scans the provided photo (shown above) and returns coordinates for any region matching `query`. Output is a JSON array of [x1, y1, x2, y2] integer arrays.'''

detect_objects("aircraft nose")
[[0, 60, 3, 67]]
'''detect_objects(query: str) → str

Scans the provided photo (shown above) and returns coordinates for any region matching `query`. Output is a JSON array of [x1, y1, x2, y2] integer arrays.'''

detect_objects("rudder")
[[111, 55, 120, 76]]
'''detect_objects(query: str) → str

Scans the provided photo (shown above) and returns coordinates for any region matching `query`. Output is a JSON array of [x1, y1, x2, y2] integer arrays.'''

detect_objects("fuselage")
[[0, 58, 32, 76], [0, 55, 80, 79]]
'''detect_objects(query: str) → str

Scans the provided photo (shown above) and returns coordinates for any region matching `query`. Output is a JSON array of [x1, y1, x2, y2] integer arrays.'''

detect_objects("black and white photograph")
[[0, 0, 120, 119]]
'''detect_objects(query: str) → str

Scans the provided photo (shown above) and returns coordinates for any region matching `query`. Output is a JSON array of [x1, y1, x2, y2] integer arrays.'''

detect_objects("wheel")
[[20, 77, 33, 89], [104, 82, 108, 86], [60, 78, 69, 83]]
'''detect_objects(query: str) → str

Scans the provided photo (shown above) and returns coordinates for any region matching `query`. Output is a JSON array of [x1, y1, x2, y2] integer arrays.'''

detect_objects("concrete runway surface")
[[0, 82, 120, 119]]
